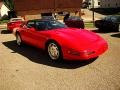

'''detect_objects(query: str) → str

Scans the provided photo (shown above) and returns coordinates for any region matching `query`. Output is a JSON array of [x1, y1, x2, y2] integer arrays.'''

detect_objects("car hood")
[[48, 28, 104, 50]]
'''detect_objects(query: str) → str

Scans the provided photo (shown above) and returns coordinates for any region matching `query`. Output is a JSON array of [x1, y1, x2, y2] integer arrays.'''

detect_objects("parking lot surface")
[[0, 27, 120, 90]]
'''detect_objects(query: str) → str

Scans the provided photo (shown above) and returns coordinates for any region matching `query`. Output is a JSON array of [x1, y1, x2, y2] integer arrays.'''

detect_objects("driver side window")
[[104, 16, 111, 22], [36, 21, 47, 30], [27, 21, 35, 28]]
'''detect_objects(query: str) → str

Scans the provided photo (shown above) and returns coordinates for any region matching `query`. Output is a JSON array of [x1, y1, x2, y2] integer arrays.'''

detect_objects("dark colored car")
[[81, 1, 89, 8], [95, 15, 120, 32], [64, 16, 84, 29]]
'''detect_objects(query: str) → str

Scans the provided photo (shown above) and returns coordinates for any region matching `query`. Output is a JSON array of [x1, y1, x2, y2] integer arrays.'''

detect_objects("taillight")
[[8, 21, 22, 25]]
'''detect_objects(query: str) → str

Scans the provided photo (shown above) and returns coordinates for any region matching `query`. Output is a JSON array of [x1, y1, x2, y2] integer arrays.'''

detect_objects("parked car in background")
[[15, 19, 108, 61], [95, 15, 120, 32], [7, 18, 24, 32], [64, 16, 84, 29], [41, 16, 55, 20]]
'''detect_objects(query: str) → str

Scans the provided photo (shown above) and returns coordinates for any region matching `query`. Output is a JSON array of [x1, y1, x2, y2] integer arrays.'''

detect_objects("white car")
[[9, 18, 24, 22]]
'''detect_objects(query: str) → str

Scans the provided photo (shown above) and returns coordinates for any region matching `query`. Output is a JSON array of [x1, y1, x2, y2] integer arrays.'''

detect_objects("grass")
[[0, 20, 9, 24], [84, 22, 95, 28]]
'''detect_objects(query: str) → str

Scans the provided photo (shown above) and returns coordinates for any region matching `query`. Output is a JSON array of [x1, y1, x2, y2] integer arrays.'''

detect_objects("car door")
[[34, 21, 49, 49], [103, 16, 113, 29], [21, 21, 38, 46]]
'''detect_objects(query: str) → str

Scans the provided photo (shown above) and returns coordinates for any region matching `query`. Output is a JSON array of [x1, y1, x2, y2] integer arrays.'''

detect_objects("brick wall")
[[13, 0, 82, 16]]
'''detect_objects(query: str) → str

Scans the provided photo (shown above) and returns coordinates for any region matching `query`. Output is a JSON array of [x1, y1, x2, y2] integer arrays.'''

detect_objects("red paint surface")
[[17, 23, 108, 60], [7, 21, 23, 31]]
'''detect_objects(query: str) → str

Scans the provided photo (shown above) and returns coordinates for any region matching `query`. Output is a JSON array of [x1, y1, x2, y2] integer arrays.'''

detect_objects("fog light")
[[87, 51, 95, 55], [83, 51, 95, 56], [68, 50, 80, 56]]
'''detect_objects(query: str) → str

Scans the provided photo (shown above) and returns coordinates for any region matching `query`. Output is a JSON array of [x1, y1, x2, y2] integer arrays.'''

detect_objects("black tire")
[[16, 33, 22, 46], [112, 24, 120, 32], [46, 41, 63, 61], [98, 27, 104, 32]]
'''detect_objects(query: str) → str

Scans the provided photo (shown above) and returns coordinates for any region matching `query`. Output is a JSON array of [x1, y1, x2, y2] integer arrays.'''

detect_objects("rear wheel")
[[47, 41, 63, 61], [16, 33, 22, 46]]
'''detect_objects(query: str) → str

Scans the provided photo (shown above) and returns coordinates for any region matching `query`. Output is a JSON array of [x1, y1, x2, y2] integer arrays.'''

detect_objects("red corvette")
[[7, 18, 24, 32], [15, 19, 108, 61]]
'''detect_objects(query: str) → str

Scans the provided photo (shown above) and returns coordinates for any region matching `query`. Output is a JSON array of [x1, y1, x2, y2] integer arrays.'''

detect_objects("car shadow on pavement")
[[0, 29, 11, 34], [111, 33, 120, 38], [2, 40, 97, 69]]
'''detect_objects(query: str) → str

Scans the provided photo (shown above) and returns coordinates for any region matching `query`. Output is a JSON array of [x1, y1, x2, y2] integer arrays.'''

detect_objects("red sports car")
[[15, 19, 108, 61], [7, 18, 24, 32]]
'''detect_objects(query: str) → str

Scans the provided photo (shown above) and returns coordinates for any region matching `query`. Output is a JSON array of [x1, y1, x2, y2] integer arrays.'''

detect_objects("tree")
[[2, 0, 14, 10]]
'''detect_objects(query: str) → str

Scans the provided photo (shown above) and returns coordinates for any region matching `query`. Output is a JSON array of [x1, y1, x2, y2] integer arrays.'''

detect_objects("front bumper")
[[63, 41, 108, 60]]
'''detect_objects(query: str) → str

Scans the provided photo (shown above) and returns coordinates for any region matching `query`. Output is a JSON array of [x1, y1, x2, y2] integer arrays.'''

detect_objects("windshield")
[[47, 20, 67, 29], [111, 16, 120, 22], [104, 16, 111, 21], [36, 20, 67, 30], [103, 16, 120, 22]]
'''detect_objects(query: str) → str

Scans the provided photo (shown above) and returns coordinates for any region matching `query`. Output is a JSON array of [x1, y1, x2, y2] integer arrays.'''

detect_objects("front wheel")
[[16, 33, 22, 46], [47, 41, 63, 61]]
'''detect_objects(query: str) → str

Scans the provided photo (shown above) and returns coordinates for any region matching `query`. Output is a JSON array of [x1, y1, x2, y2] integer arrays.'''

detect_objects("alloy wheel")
[[16, 34, 22, 46], [48, 42, 60, 60]]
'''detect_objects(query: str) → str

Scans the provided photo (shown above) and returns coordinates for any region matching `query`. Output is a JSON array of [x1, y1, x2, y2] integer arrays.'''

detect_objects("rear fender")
[[13, 28, 20, 36]]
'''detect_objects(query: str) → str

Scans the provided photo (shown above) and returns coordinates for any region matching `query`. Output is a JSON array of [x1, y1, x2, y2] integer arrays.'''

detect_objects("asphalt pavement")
[[0, 26, 120, 90]]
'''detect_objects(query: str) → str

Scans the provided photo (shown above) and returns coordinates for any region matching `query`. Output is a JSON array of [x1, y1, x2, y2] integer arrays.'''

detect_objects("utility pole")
[[92, 0, 95, 23]]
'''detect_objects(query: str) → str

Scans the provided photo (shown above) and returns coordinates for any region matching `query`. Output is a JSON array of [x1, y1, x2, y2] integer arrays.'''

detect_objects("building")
[[2, 0, 82, 15], [0, 2, 9, 18], [0, 2, 2, 17], [100, 0, 120, 8], [88, 0, 100, 8], [0, 0, 83, 20], [84, 0, 120, 8]]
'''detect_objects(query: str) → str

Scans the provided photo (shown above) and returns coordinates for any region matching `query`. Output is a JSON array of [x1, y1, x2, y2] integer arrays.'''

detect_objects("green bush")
[[0, 15, 9, 20], [0, 15, 9, 24], [0, 20, 9, 23]]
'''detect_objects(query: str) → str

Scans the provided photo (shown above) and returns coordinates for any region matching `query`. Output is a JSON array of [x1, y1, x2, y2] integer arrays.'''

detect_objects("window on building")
[[98, 2, 100, 5]]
